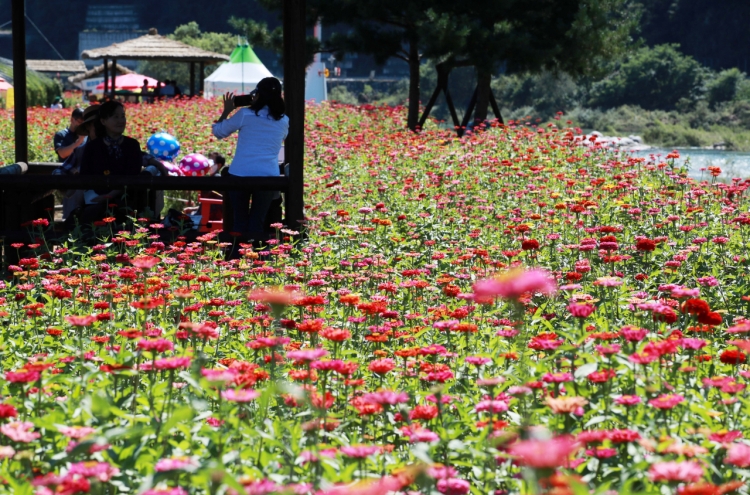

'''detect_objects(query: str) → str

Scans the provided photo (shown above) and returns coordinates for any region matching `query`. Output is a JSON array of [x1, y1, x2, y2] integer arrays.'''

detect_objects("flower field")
[[1, 99, 750, 495]]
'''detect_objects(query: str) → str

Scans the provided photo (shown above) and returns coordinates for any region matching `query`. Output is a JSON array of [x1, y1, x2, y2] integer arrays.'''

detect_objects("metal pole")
[[283, 0, 305, 233], [11, 0, 27, 164]]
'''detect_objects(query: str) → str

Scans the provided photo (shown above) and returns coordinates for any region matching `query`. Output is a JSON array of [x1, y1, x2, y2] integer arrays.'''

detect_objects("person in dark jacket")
[[79, 100, 145, 223]]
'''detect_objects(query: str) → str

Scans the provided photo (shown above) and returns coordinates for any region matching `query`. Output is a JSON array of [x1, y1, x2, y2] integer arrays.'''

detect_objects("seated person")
[[54, 108, 85, 161], [52, 105, 100, 221], [79, 100, 168, 224]]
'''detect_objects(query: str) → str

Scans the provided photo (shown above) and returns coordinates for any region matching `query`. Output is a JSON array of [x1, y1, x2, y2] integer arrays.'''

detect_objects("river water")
[[630, 148, 750, 180]]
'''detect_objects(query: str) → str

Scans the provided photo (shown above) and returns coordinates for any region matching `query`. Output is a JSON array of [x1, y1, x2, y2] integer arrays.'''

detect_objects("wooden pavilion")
[[2, 0, 305, 248], [68, 61, 134, 88], [80, 29, 230, 98]]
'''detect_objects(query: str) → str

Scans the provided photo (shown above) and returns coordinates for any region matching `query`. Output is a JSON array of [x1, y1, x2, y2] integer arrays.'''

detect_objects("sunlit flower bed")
[[1, 100, 750, 495]]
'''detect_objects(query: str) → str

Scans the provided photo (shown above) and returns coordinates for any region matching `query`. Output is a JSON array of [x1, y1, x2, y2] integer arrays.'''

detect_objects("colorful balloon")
[[179, 153, 212, 177], [146, 132, 181, 161]]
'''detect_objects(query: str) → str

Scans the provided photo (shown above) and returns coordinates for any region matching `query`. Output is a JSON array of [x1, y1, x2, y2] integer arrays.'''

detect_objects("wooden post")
[[103, 58, 109, 97], [189, 62, 195, 97], [11, 0, 27, 164], [283, 0, 305, 233], [459, 86, 478, 136], [111, 58, 117, 99], [199, 62, 205, 95]]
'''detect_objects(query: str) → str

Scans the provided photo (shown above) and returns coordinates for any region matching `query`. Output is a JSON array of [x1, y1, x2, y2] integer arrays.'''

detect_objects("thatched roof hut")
[[80, 29, 230, 96], [67, 62, 133, 86], [80, 32, 229, 64]]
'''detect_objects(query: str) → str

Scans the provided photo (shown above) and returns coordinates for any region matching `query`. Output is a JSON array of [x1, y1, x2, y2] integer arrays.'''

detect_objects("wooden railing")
[[0, 162, 294, 236]]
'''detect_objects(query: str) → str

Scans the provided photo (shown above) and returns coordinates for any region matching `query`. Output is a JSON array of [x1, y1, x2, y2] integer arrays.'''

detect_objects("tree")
[[138, 22, 237, 89], [232, 0, 449, 131], [431, 0, 638, 125], [588, 44, 705, 111], [312, 0, 446, 131]]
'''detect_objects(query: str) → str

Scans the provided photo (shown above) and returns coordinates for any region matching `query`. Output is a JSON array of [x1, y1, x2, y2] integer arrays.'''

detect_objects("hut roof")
[[26, 60, 87, 73], [67, 62, 134, 84], [80, 33, 230, 63]]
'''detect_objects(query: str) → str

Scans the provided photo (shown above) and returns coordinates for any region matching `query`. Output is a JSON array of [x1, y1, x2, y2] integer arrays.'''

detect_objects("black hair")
[[250, 77, 285, 121], [213, 153, 226, 166], [94, 100, 125, 137], [71, 107, 83, 119]]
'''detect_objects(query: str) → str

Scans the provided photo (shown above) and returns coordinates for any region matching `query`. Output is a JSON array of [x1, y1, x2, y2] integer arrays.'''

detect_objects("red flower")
[[521, 239, 540, 250], [697, 311, 722, 326], [368, 358, 396, 375], [635, 238, 656, 251], [681, 299, 710, 316], [409, 405, 439, 421], [719, 349, 746, 365]]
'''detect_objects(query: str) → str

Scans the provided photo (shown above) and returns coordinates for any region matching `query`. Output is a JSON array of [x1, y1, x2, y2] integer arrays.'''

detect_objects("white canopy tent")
[[203, 44, 274, 99]]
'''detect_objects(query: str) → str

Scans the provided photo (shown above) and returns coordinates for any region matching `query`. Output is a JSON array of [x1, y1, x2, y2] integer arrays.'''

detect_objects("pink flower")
[[726, 322, 750, 334], [5, 370, 41, 383], [68, 461, 120, 482], [316, 473, 406, 495], [617, 396, 646, 415], [0, 421, 40, 443], [154, 356, 192, 370], [58, 426, 96, 439], [725, 443, 750, 468], [362, 390, 409, 406], [0, 446, 15, 459], [65, 315, 97, 327], [436, 478, 471, 495], [568, 302, 595, 318], [506, 437, 580, 468], [131, 255, 160, 270], [648, 461, 703, 482], [142, 489, 189, 495], [649, 394, 685, 409], [473, 268, 557, 301], [154, 456, 198, 472], [340, 445, 379, 458], [286, 348, 329, 362], [201, 368, 239, 383], [137, 338, 174, 353], [221, 389, 260, 403], [474, 400, 509, 413]]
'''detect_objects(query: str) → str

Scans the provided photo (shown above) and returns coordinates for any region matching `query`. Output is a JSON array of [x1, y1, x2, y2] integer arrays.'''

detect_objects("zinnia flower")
[[725, 443, 750, 468], [506, 436, 580, 468], [472, 268, 557, 301], [648, 461, 703, 483]]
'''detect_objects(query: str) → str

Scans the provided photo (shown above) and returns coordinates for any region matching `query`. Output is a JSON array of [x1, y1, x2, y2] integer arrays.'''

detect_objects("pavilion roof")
[[26, 60, 87, 73], [81, 33, 230, 64], [67, 62, 134, 84]]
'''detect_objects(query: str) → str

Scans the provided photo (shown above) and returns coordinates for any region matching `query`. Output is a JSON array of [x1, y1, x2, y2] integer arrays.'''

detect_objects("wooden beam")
[[283, 0, 306, 233], [111, 58, 117, 99], [103, 58, 109, 96], [459, 86, 478, 136], [489, 91, 503, 125], [199, 62, 205, 95], [11, 0, 27, 164], [0, 175, 290, 191], [189, 61, 195, 97]]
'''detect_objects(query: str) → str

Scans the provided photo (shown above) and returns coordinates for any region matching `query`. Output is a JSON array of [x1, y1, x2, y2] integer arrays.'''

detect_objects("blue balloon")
[[146, 132, 181, 161]]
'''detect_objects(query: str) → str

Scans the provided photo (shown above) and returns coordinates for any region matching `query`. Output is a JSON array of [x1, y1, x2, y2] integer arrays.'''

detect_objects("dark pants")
[[228, 188, 276, 238]]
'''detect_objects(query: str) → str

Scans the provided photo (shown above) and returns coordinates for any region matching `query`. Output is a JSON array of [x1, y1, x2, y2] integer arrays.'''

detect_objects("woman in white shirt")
[[212, 77, 289, 252]]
